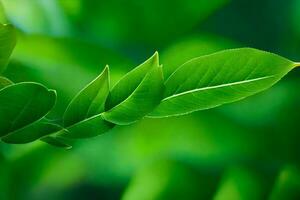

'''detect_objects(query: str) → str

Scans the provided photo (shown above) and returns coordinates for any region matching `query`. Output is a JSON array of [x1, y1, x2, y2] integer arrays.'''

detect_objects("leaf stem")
[[295, 62, 300, 68]]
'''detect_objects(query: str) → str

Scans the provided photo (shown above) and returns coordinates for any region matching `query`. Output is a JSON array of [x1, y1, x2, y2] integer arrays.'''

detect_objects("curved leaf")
[[64, 66, 110, 127], [0, 82, 56, 137], [0, 23, 16, 73], [103, 52, 164, 125], [1, 121, 62, 144], [149, 48, 297, 117]]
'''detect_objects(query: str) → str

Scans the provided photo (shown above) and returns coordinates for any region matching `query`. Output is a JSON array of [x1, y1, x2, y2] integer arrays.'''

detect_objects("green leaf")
[[58, 67, 113, 139], [0, 76, 13, 89], [64, 66, 110, 127], [0, 82, 56, 137], [0, 23, 16, 73], [103, 53, 164, 125], [1, 121, 62, 144], [149, 48, 297, 117]]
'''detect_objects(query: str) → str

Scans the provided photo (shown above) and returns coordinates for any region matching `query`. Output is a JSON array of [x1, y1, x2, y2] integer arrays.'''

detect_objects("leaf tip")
[[102, 64, 110, 77], [48, 89, 57, 97], [152, 51, 160, 66]]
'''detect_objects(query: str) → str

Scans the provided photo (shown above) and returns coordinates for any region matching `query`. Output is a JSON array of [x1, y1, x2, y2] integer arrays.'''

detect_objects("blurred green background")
[[1, 0, 300, 199]]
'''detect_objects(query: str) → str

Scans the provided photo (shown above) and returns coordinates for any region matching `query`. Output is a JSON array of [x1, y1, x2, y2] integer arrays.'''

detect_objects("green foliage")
[[103, 52, 164, 125], [149, 48, 296, 117], [0, 22, 299, 147]]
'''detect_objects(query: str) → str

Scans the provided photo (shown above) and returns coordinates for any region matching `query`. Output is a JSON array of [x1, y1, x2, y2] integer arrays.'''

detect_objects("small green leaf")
[[0, 76, 13, 89], [103, 54, 164, 125], [0, 82, 56, 137], [0, 23, 16, 73], [1, 121, 62, 144], [58, 66, 114, 139], [149, 48, 296, 117], [64, 66, 110, 127], [41, 136, 72, 149]]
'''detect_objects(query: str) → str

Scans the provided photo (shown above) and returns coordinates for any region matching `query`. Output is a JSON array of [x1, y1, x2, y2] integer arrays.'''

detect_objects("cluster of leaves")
[[0, 23, 299, 149]]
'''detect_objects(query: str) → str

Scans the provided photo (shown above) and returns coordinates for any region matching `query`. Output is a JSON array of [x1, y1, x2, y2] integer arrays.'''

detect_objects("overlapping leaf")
[[103, 52, 164, 125]]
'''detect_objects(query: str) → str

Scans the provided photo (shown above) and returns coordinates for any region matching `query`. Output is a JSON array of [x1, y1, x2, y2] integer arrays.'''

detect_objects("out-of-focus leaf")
[[150, 48, 296, 117], [122, 160, 221, 200], [1, 121, 62, 144], [1, 0, 72, 36], [291, 0, 300, 37], [64, 66, 110, 127], [103, 53, 164, 125], [214, 166, 275, 200], [161, 34, 239, 79], [68, 0, 229, 47], [0, 76, 13, 89], [269, 165, 300, 200], [0, 23, 16, 73], [0, 82, 56, 137]]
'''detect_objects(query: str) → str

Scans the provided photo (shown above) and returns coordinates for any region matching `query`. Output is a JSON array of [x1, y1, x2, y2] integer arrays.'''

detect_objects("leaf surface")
[[149, 48, 296, 117], [0, 82, 56, 137]]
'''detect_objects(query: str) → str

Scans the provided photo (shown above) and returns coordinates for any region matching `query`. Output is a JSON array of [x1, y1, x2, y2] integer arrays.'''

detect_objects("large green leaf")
[[0, 23, 16, 73], [0, 82, 56, 137], [103, 53, 164, 125], [149, 48, 297, 117]]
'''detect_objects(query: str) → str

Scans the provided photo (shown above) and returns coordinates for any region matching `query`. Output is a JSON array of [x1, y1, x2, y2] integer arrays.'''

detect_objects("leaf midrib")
[[163, 75, 276, 101]]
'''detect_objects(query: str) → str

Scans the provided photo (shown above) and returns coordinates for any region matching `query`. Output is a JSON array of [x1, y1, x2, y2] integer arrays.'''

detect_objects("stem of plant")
[[295, 62, 300, 68]]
